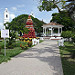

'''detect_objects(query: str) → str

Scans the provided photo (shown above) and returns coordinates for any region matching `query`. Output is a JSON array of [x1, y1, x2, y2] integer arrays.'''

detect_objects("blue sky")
[[0, 0, 58, 29]]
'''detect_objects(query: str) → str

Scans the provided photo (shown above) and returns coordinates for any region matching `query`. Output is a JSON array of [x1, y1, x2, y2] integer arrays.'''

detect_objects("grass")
[[0, 40, 28, 64], [0, 40, 4, 48], [59, 41, 75, 75], [39, 40, 43, 43], [0, 40, 43, 64], [0, 47, 24, 63], [0, 47, 24, 64]]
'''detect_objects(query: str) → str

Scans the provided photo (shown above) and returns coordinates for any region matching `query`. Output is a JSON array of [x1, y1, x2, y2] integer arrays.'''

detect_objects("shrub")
[[72, 34, 75, 46], [0, 46, 1, 54], [61, 31, 66, 38], [24, 45, 28, 49], [61, 31, 72, 38], [28, 41, 32, 47], [6, 30, 18, 49], [71, 51, 75, 59], [72, 35, 75, 43], [20, 44, 28, 50], [14, 41, 24, 47], [20, 44, 22, 47], [0, 41, 4, 49], [0, 31, 1, 38], [61, 31, 73, 41], [6, 39, 15, 49], [7, 45, 14, 49]]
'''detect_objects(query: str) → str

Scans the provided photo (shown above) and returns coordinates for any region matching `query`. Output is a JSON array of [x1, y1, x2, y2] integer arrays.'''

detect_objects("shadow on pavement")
[[14, 41, 63, 75]]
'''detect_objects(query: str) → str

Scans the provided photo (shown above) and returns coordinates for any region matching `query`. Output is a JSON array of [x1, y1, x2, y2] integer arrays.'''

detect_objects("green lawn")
[[0, 40, 43, 64], [39, 40, 43, 43], [59, 41, 75, 75], [0, 47, 24, 64], [0, 40, 28, 64]]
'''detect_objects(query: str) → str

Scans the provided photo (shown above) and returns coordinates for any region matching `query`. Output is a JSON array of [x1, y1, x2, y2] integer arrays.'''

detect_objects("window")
[[6, 14, 8, 18], [6, 10, 7, 12]]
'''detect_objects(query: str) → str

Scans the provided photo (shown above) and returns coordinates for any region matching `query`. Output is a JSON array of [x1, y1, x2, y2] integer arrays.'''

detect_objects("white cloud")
[[12, 7, 17, 11], [43, 19, 50, 23], [32, 7, 39, 16], [44, 16, 53, 23], [0, 23, 3, 29], [10, 14, 15, 20]]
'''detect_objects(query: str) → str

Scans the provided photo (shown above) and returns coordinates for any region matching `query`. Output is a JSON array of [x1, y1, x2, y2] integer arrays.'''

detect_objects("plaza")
[[0, 40, 63, 75], [0, 0, 75, 75]]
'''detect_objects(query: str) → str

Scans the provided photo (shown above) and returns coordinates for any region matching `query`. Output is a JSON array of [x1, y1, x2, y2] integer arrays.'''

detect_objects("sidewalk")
[[0, 40, 63, 75]]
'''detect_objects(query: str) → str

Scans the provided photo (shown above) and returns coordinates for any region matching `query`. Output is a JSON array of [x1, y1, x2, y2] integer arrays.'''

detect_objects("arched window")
[[6, 14, 8, 18], [6, 10, 7, 12]]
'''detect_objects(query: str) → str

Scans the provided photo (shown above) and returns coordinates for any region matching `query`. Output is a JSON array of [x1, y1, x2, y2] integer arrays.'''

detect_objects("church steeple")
[[3, 8, 9, 29], [4, 8, 9, 24]]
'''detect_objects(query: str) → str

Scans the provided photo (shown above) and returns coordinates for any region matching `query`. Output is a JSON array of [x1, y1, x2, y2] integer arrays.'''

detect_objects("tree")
[[6, 31, 18, 49], [38, 0, 75, 23], [51, 11, 75, 31], [72, 34, 75, 45], [62, 0, 75, 21], [61, 31, 72, 38], [63, 0, 75, 9], [0, 31, 1, 38], [32, 17, 44, 34], [38, 0, 75, 13], [5, 14, 45, 36], [38, 0, 67, 12], [4, 14, 29, 35]]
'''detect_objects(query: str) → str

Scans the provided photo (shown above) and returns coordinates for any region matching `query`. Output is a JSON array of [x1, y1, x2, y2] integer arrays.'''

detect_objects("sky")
[[0, 0, 58, 29]]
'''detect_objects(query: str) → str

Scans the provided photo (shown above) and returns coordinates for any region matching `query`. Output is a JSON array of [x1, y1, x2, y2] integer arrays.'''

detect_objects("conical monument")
[[23, 15, 36, 38]]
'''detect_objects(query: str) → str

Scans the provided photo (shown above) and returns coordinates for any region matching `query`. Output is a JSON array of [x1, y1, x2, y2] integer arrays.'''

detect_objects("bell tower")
[[4, 8, 9, 29], [4, 8, 9, 24]]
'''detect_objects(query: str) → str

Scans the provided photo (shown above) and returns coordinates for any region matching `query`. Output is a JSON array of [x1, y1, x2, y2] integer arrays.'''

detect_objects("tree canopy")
[[38, 0, 75, 22], [38, 0, 75, 13], [0, 31, 1, 38], [5, 14, 45, 35], [51, 11, 75, 31], [38, 0, 66, 12]]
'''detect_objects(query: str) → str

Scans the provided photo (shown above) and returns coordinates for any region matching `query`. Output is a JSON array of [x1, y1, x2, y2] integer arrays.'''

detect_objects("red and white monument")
[[23, 15, 36, 38]]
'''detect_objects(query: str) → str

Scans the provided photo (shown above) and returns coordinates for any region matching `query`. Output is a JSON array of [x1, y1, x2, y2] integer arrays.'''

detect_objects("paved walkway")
[[0, 40, 63, 75]]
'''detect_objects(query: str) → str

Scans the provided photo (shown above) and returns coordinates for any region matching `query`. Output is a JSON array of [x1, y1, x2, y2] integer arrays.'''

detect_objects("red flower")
[[20, 44, 22, 47]]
